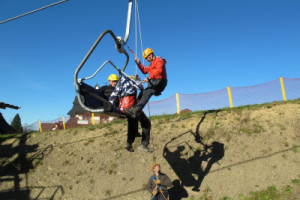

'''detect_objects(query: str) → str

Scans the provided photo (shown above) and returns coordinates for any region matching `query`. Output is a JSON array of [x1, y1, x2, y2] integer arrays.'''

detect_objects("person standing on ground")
[[147, 163, 172, 200], [124, 48, 167, 119]]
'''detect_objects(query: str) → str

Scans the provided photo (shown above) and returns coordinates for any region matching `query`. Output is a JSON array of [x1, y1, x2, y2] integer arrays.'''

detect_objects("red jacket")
[[137, 57, 167, 80]]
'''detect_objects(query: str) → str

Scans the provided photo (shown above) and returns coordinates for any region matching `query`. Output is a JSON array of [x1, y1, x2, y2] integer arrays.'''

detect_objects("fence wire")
[[284, 78, 300, 101], [230, 79, 283, 107], [23, 77, 300, 131]]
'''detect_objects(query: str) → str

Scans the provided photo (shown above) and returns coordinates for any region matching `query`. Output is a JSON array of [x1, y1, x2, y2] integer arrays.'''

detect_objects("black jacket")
[[98, 85, 115, 100]]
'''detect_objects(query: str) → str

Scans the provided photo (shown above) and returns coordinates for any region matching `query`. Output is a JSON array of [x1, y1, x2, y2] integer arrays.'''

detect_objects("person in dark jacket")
[[124, 48, 167, 119], [98, 74, 118, 100], [109, 75, 152, 153], [147, 163, 172, 200]]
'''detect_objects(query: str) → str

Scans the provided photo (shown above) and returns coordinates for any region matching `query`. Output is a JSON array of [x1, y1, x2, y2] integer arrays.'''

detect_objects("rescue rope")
[[135, 0, 138, 74], [136, 0, 144, 65], [134, 0, 145, 70], [132, 0, 155, 158]]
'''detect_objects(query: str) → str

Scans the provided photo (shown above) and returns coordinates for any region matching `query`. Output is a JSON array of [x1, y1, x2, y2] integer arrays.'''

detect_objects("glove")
[[154, 179, 161, 185], [152, 190, 158, 196]]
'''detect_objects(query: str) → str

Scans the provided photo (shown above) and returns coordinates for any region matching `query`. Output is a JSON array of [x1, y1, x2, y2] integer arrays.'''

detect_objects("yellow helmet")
[[143, 48, 154, 59], [129, 75, 136, 80], [108, 74, 118, 81]]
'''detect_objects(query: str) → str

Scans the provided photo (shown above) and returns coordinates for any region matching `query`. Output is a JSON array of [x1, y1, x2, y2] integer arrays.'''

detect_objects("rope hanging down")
[[133, 0, 154, 155], [0, 0, 69, 25], [136, 0, 144, 65], [134, 0, 145, 73], [135, 0, 138, 74], [133, 0, 151, 119], [134, 0, 152, 120]]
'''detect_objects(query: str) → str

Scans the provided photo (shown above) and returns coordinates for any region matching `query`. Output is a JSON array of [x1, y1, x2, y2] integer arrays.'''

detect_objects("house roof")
[[67, 96, 87, 117]]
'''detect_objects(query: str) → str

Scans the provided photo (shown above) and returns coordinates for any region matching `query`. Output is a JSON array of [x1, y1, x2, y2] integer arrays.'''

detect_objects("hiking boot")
[[124, 143, 134, 152], [123, 107, 140, 119], [138, 144, 153, 153]]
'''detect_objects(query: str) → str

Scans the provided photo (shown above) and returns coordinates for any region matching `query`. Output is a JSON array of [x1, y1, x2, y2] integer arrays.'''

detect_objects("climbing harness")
[[74, 0, 143, 116], [151, 176, 169, 200]]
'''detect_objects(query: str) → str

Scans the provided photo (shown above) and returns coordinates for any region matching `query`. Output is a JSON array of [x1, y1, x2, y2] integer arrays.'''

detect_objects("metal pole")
[[124, 0, 133, 44]]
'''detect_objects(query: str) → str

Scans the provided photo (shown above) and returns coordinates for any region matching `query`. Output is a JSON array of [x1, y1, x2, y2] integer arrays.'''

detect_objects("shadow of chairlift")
[[163, 130, 225, 191]]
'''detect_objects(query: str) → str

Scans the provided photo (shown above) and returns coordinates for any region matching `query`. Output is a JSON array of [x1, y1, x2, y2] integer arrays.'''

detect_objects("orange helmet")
[[152, 163, 160, 169], [143, 48, 154, 59]]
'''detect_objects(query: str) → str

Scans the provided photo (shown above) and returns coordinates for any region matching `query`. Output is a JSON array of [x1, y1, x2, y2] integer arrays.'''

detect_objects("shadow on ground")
[[0, 134, 64, 199], [164, 111, 225, 198]]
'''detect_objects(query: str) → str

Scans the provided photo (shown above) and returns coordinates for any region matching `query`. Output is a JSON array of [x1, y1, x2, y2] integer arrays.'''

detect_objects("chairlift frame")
[[74, 0, 137, 115]]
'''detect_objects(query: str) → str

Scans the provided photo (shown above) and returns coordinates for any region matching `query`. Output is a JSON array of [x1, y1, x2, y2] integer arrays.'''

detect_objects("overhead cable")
[[0, 0, 69, 25]]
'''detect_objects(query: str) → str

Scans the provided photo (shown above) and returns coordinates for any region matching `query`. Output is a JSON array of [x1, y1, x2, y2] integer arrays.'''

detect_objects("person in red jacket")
[[124, 48, 167, 119]]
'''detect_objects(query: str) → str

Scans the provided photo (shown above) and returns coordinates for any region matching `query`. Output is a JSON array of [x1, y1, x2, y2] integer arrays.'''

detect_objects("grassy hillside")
[[1, 99, 300, 200]]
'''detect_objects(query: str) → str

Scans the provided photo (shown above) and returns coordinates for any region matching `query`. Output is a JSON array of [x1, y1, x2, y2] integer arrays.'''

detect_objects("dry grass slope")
[[1, 99, 300, 200]]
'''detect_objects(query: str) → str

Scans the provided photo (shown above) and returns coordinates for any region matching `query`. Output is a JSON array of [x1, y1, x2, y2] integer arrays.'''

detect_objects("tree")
[[11, 113, 23, 133]]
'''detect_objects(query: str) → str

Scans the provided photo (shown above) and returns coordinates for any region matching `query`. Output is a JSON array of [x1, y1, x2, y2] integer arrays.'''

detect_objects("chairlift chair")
[[74, 1, 135, 117]]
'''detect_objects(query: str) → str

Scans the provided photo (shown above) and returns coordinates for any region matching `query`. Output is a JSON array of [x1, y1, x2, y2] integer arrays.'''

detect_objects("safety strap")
[[152, 176, 167, 194]]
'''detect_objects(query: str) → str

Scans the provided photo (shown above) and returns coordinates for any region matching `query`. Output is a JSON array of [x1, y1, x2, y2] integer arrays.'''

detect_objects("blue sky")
[[1, 0, 300, 125]]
